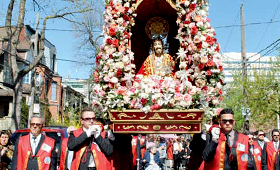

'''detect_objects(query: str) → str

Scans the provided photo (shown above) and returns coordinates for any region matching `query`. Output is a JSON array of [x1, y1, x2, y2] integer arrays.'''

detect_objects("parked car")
[[11, 125, 68, 165]]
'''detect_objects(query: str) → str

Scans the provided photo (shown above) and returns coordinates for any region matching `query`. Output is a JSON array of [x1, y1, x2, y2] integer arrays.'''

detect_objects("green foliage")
[[20, 98, 29, 128], [56, 107, 81, 128], [221, 57, 280, 132]]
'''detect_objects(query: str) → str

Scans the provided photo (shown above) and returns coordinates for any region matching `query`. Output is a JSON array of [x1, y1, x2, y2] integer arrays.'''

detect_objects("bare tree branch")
[[15, 8, 93, 85]]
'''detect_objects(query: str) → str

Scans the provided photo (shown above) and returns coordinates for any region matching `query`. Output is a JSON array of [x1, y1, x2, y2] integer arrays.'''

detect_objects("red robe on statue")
[[137, 54, 175, 77]]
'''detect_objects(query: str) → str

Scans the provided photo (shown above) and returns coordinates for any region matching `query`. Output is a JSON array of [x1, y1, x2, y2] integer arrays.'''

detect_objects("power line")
[[56, 58, 95, 65], [254, 1, 280, 51], [247, 38, 280, 60], [246, 39, 280, 67], [223, 8, 240, 52], [214, 20, 280, 29]]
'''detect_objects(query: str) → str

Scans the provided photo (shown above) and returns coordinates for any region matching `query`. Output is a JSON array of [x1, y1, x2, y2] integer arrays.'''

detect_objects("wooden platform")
[[109, 109, 204, 134]]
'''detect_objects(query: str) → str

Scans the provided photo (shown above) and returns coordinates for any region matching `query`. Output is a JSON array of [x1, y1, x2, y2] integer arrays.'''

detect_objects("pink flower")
[[151, 104, 161, 111], [207, 70, 212, 76], [183, 94, 192, 102]]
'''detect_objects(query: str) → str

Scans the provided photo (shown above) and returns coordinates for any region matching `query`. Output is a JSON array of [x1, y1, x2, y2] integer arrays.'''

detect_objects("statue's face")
[[153, 40, 163, 55]]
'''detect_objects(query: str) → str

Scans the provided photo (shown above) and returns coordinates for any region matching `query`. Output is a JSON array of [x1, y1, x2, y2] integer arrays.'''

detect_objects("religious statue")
[[137, 38, 175, 77]]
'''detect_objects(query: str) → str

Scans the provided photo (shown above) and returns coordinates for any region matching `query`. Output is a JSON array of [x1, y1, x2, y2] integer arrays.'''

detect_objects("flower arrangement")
[[93, 0, 225, 115]]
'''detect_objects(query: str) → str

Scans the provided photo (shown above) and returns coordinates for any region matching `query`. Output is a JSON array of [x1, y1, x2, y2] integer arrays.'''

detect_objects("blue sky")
[[1, 0, 280, 80]]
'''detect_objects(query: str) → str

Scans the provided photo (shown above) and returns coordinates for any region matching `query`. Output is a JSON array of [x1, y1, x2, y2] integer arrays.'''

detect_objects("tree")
[[221, 57, 280, 132], [4, 0, 91, 130]]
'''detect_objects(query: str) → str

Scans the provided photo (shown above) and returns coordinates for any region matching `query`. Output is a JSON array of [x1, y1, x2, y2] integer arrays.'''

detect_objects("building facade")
[[221, 52, 275, 84]]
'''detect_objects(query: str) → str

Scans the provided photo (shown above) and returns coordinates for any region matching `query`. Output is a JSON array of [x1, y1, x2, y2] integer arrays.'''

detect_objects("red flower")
[[198, 63, 204, 70], [215, 43, 220, 52], [206, 36, 216, 45], [219, 66, 223, 71], [207, 69, 212, 76], [206, 60, 215, 67], [183, 21, 191, 25], [112, 39, 119, 47], [116, 70, 123, 77], [191, 26, 198, 35], [121, 81, 126, 86], [218, 89, 223, 95], [123, 15, 130, 21], [202, 86, 207, 91], [109, 28, 116, 36], [151, 104, 161, 111], [196, 42, 202, 50], [108, 82, 114, 88], [125, 7, 129, 12], [175, 86, 180, 93], [189, 4, 196, 11], [141, 98, 147, 105], [106, 38, 112, 45], [96, 55, 101, 61], [124, 32, 130, 39], [109, 54, 113, 59]]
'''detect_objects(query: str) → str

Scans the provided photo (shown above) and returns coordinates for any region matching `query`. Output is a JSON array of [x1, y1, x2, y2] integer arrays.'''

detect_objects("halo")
[[145, 17, 169, 40]]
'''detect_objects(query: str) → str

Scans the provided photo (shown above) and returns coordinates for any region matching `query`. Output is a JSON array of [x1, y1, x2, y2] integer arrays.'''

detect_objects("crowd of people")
[[0, 108, 279, 170]]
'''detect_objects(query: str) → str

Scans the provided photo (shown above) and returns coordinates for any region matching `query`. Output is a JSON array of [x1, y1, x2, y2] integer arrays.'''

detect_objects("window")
[[23, 72, 31, 84], [51, 82, 57, 101]]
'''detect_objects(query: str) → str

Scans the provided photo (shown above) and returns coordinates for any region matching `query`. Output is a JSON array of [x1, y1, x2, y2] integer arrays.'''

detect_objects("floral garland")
[[175, 0, 224, 108], [93, 0, 225, 114], [93, 0, 137, 111]]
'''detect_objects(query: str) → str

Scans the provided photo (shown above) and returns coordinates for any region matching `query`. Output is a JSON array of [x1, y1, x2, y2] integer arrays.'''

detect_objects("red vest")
[[204, 132, 249, 170], [251, 141, 262, 170], [59, 138, 69, 170], [17, 134, 55, 170], [131, 135, 146, 166], [266, 141, 279, 170], [70, 128, 110, 170]]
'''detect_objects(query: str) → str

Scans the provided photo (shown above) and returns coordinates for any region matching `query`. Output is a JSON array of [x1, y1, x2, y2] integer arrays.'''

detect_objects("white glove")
[[90, 125, 101, 138], [104, 125, 109, 130], [211, 127, 220, 140], [107, 129, 115, 141]]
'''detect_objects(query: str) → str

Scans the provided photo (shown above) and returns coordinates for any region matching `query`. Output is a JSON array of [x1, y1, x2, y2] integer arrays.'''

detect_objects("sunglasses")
[[221, 119, 234, 124], [82, 117, 96, 122], [273, 135, 280, 137], [258, 134, 264, 136], [30, 123, 42, 127], [249, 138, 253, 140]]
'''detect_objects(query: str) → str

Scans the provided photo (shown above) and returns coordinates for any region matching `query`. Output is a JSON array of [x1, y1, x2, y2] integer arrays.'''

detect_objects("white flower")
[[179, 62, 187, 69], [177, 48, 187, 59], [196, 21, 204, 28], [110, 77, 118, 83]]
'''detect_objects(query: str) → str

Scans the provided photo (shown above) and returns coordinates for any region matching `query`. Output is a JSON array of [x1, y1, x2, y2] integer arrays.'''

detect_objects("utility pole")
[[241, 3, 249, 132]]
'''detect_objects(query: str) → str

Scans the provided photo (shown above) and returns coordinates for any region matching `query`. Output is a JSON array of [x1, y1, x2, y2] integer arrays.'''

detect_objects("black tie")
[[225, 134, 230, 145]]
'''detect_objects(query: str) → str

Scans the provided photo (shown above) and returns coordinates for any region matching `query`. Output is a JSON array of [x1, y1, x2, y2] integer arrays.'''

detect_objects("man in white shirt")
[[12, 114, 57, 170]]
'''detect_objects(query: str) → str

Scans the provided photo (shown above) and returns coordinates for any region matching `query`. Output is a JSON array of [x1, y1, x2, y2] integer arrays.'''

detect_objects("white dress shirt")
[[30, 133, 41, 155]]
